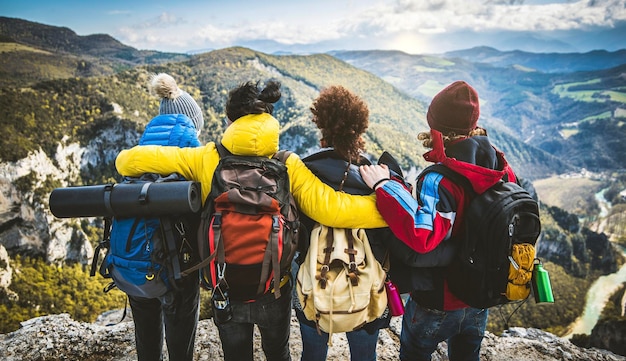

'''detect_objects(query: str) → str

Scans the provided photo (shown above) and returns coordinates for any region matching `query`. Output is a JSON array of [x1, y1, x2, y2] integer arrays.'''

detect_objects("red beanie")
[[426, 81, 480, 135]]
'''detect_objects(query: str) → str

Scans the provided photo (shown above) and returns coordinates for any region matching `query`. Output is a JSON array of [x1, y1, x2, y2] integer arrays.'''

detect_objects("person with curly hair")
[[292, 85, 394, 361], [116, 80, 389, 361]]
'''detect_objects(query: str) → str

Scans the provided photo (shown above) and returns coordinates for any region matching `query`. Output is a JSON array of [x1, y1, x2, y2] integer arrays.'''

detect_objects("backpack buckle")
[[348, 261, 357, 273], [213, 213, 222, 228], [217, 263, 226, 281], [272, 215, 280, 232]]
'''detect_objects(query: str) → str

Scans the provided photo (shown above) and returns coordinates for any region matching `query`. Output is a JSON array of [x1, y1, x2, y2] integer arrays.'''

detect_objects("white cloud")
[[199, 21, 343, 45], [112, 0, 626, 52], [347, 0, 626, 35], [134, 12, 183, 29]]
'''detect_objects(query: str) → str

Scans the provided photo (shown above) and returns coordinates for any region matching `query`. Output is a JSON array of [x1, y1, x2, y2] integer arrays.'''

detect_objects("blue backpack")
[[91, 173, 201, 298]]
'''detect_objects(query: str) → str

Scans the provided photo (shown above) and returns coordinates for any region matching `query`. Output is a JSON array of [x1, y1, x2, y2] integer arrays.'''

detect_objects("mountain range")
[[3, 16, 626, 180], [331, 49, 626, 178], [190, 23, 626, 56], [0, 16, 626, 357]]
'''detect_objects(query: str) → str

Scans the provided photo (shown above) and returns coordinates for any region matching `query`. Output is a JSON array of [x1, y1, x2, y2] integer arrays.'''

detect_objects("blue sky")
[[3, 0, 626, 54]]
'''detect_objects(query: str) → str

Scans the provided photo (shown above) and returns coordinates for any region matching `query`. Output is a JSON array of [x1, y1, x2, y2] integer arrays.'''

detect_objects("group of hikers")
[[110, 72, 522, 361]]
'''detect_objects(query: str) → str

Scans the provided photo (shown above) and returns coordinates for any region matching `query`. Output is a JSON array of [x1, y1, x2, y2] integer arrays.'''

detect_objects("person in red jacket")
[[360, 81, 518, 361]]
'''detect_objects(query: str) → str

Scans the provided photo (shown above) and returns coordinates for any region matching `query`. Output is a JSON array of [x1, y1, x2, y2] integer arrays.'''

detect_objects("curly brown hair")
[[310, 86, 369, 162]]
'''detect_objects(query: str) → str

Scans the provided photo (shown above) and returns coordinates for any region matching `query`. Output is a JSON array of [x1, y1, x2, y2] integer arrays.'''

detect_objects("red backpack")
[[184, 144, 299, 301]]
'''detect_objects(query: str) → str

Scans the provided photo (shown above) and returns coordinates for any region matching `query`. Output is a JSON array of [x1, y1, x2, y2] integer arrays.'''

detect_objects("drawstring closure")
[[326, 262, 357, 347], [318, 264, 356, 347]]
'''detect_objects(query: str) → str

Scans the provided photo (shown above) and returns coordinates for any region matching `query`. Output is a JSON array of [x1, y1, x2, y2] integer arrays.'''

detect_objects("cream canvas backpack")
[[296, 224, 387, 344]]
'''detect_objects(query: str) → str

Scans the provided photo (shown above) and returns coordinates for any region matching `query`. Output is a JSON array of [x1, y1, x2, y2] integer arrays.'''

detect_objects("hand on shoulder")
[[359, 164, 390, 190]]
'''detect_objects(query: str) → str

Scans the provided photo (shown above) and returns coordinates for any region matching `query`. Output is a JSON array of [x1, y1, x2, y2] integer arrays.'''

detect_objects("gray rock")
[[1, 312, 624, 361]]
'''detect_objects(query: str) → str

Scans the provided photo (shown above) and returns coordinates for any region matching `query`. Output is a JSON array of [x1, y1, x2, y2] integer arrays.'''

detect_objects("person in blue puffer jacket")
[[128, 73, 204, 361]]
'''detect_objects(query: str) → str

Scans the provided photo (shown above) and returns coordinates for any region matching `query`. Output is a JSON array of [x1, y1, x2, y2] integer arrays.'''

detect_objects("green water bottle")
[[532, 260, 554, 304]]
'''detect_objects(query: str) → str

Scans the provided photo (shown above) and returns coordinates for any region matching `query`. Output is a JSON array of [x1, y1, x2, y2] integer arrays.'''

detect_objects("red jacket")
[[375, 130, 517, 310]]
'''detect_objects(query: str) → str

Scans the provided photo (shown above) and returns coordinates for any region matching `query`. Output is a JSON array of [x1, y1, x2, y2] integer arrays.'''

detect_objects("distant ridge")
[[443, 46, 626, 73], [0, 16, 190, 65]]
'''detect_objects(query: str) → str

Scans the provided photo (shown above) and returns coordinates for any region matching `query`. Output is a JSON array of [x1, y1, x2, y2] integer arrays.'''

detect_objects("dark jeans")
[[400, 296, 488, 361], [298, 317, 379, 361], [214, 284, 293, 361], [128, 274, 200, 361]]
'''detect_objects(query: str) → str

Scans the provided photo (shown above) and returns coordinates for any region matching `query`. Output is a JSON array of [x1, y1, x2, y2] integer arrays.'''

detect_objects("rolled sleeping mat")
[[49, 181, 202, 218]]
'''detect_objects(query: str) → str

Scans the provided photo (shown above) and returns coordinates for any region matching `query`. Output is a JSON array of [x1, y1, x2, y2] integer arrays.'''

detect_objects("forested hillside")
[[0, 46, 430, 178], [0, 16, 190, 87], [0, 17, 189, 65]]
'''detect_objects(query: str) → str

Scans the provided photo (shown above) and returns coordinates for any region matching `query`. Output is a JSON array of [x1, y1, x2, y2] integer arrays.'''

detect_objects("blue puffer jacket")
[[105, 113, 201, 297], [139, 113, 201, 147]]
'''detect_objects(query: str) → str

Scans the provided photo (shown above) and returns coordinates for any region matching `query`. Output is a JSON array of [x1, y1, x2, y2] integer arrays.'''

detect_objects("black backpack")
[[419, 164, 541, 308]]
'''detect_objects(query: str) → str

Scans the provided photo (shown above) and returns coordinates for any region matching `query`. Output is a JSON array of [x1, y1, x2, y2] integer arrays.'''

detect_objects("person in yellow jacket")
[[115, 80, 387, 361]]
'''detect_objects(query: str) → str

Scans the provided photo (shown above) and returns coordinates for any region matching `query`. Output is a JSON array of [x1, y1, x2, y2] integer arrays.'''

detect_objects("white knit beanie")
[[148, 73, 204, 133]]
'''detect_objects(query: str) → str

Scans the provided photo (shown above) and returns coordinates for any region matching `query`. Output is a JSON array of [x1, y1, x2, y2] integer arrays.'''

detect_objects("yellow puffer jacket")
[[116, 113, 387, 228]]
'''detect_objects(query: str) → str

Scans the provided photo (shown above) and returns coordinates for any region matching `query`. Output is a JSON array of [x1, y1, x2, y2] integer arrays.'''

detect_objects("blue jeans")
[[128, 273, 200, 361], [298, 318, 379, 361], [400, 296, 488, 361], [214, 283, 293, 361]]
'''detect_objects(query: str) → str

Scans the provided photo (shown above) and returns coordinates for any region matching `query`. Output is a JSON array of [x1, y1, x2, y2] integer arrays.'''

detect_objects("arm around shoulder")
[[115, 144, 212, 181], [285, 153, 387, 229]]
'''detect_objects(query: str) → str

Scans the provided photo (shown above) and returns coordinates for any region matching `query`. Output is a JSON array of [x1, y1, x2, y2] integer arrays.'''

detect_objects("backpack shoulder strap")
[[215, 142, 230, 158], [90, 217, 113, 278], [378, 151, 403, 178], [379, 150, 413, 191], [274, 150, 293, 163], [159, 216, 183, 287]]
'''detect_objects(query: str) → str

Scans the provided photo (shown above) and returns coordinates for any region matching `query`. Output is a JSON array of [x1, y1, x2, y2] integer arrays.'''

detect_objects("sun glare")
[[387, 32, 431, 54]]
